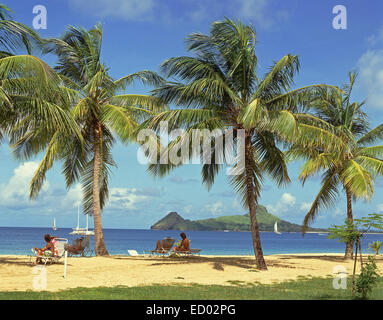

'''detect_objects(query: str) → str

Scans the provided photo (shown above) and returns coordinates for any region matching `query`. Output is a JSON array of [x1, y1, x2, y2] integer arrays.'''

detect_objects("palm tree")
[[289, 72, 383, 259], [24, 24, 166, 256], [142, 19, 342, 269], [0, 4, 41, 57], [0, 5, 79, 161], [368, 241, 382, 255]]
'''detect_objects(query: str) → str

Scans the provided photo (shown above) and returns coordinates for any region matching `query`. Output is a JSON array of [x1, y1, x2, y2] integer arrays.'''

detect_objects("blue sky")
[[1, 0, 383, 229]]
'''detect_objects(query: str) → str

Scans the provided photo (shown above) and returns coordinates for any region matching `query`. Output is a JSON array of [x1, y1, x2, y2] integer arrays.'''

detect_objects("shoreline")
[[1, 253, 382, 292], [0, 252, 348, 258]]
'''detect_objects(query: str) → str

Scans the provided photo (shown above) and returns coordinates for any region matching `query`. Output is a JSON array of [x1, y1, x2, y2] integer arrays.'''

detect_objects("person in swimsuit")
[[173, 232, 190, 252], [65, 237, 84, 254], [34, 234, 57, 264]]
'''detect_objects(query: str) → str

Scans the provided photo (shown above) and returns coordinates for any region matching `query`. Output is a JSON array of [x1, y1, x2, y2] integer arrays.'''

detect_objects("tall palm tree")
[[289, 72, 383, 259], [23, 24, 166, 256], [142, 19, 343, 269]]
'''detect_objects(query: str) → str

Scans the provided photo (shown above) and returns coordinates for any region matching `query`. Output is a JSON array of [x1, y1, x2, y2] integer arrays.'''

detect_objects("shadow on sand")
[[114, 255, 298, 271], [0, 256, 73, 267]]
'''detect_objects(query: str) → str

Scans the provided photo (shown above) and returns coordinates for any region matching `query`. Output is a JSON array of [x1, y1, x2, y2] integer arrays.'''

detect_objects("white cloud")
[[68, 0, 155, 21], [367, 26, 383, 46], [168, 175, 198, 184], [333, 208, 343, 217], [357, 50, 383, 110], [0, 162, 159, 215], [232, 199, 242, 211], [236, 0, 289, 29], [377, 204, 383, 213], [0, 161, 48, 207], [108, 187, 151, 210], [266, 193, 296, 216], [61, 183, 82, 208], [300, 202, 312, 212], [204, 201, 223, 216], [68, 0, 288, 28], [183, 205, 192, 214]]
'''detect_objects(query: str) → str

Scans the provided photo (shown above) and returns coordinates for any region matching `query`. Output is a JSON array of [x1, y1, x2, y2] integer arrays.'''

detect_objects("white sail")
[[274, 221, 281, 234], [52, 218, 57, 231]]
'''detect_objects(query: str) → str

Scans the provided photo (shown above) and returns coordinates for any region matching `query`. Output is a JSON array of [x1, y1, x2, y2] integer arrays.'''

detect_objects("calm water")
[[1, 227, 383, 256]]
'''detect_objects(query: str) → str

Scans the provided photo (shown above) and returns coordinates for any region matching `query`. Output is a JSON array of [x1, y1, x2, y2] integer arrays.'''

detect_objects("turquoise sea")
[[1, 227, 383, 256]]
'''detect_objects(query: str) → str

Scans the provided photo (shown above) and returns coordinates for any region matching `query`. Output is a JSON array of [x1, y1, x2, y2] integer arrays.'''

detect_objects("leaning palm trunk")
[[345, 188, 354, 259], [245, 134, 267, 269], [93, 122, 109, 256]]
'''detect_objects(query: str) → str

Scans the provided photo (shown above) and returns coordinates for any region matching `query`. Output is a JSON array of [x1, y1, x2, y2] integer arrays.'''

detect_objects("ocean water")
[[1, 227, 383, 256]]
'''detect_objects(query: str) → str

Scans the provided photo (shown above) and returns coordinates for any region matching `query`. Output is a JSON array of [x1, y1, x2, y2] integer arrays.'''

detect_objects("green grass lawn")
[[1, 277, 383, 300]]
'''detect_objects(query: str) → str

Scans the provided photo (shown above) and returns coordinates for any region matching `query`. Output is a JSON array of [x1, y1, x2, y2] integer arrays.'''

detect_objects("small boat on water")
[[52, 218, 57, 231], [274, 221, 281, 235]]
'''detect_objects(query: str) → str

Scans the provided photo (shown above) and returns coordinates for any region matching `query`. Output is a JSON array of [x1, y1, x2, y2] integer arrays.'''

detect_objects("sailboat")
[[69, 204, 95, 236], [52, 218, 57, 231], [274, 221, 281, 235]]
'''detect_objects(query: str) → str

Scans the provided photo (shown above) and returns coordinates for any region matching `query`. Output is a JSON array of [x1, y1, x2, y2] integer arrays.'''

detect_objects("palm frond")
[[302, 170, 339, 233]]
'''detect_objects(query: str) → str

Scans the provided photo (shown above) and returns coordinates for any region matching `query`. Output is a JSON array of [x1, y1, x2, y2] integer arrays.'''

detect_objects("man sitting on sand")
[[33, 234, 58, 264], [173, 232, 190, 252]]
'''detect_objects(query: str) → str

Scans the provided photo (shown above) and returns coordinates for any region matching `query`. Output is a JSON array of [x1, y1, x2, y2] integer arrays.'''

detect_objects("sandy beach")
[[1, 253, 382, 292]]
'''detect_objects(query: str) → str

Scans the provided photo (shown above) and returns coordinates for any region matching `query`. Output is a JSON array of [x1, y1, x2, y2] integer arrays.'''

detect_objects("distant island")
[[150, 205, 327, 232]]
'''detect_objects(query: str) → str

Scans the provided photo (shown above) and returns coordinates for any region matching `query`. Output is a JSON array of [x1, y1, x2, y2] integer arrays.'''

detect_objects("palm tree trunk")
[[345, 188, 353, 260], [93, 122, 109, 256], [244, 133, 267, 270]]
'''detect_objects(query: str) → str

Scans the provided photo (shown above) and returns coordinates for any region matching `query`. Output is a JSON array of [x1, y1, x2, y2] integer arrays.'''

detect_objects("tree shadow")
[[0, 256, 73, 267], [114, 255, 294, 270], [0, 256, 30, 266], [275, 254, 383, 263]]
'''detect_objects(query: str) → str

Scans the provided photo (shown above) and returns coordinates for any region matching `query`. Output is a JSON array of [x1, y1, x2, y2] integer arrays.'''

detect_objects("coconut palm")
[[21, 24, 166, 256], [0, 5, 79, 157], [142, 19, 343, 269], [368, 241, 382, 255], [290, 72, 383, 259], [0, 4, 41, 57]]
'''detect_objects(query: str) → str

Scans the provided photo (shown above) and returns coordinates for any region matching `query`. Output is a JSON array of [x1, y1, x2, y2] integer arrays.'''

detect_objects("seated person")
[[154, 237, 173, 251], [155, 240, 161, 250], [65, 237, 84, 254], [33, 234, 57, 264], [173, 232, 190, 252]]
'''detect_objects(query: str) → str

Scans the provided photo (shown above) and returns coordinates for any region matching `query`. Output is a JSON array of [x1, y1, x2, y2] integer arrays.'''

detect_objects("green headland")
[[151, 205, 326, 232]]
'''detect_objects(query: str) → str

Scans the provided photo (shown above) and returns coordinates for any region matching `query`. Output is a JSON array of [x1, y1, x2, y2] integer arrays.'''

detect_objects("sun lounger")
[[29, 238, 68, 265], [176, 249, 202, 257], [146, 237, 175, 256], [67, 236, 93, 257]]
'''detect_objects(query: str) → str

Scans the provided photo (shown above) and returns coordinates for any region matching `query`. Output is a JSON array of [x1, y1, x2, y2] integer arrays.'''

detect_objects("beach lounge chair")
[[127, 250, 149, 257], [176, 249, 202, 257], [30, 238, 68, 266], [67, 236, 93, 257], [127, 250, 140, 256], [147, 237, 175, 256]]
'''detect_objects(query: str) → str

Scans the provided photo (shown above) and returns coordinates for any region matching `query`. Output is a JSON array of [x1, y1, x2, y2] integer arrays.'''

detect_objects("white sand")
[[0, 253, 381, 292]]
